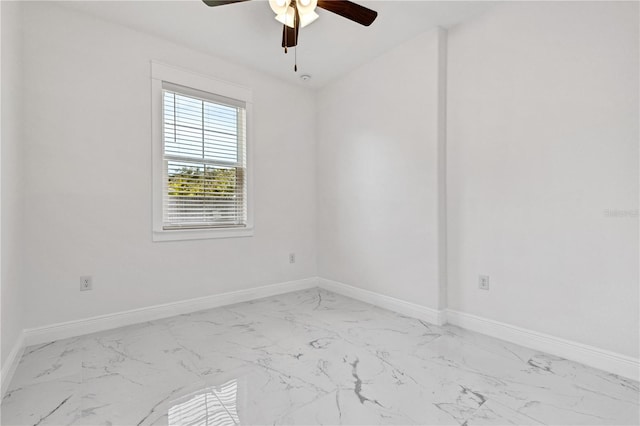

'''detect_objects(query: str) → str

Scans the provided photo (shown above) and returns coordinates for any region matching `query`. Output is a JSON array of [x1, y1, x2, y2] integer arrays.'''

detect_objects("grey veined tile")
[[2, 288, 639, 425]]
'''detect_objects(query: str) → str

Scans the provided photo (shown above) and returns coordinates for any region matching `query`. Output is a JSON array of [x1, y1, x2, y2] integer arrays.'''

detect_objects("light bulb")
[[269, 0, 291, 15], [296, 0, 317, 16], [276, 9, 318, 28]]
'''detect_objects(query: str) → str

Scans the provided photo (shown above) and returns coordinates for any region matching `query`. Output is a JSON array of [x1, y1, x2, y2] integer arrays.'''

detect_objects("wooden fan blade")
[[317, 0, 377, 26], [281, 4, 300, 48], [281, 24, 299, 48], [202, 0, 251, 7]]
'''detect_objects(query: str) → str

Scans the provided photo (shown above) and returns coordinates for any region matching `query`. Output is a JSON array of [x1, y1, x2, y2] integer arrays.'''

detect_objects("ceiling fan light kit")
[[203, 0, 378, 72], [268, 0, 290, 14], [275, 9, 319, 29]]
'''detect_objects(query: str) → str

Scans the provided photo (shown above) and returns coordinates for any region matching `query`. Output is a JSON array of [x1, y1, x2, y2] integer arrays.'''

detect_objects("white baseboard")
[[1, 331, 25, 397], [316, 279, 638, 380], [446, 309, 639, 381], [22, 277, 318, 348], [318, 278, 446, 326], [5, 276, 637, 391]]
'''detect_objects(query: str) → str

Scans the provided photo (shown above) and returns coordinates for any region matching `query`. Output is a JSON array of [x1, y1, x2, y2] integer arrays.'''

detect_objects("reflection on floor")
[[168, 379, 240, 426], [2, 288, 639, 425]]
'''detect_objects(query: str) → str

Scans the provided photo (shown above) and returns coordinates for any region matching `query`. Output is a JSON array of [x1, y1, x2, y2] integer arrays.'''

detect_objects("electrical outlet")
[[80, 276, 92, 291], [479, 275, 490, 290], [289, 253, 296, 264]]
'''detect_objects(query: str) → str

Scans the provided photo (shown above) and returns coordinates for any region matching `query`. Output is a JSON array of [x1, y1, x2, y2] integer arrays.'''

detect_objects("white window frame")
[[151, 62, 254, 242]]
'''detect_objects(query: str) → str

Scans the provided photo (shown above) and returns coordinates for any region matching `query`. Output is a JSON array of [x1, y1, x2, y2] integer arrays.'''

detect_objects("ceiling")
[[57, 0, 498, 89]]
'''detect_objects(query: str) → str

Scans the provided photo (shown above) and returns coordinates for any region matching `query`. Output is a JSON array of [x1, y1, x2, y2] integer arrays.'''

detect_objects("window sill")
[[153, 226, 254, 242]]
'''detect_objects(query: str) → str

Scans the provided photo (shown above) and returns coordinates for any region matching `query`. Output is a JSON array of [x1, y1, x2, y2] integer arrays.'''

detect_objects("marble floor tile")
[[2, 288, 638, 425]]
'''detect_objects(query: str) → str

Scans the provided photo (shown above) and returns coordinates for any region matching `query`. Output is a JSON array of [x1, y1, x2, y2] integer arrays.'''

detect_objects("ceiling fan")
[[202, 0, 378, 71]]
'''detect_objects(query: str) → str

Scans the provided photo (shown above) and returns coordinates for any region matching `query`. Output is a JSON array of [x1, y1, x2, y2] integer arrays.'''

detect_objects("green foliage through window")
[[167, 167, 238, 197]]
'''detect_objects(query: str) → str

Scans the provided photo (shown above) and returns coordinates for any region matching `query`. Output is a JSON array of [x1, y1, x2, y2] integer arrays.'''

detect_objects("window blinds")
[[162, 83, 247, 230]]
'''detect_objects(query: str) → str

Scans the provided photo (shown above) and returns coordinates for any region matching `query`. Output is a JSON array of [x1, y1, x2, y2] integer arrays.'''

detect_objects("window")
[[152, 63, 253, 241], [162, 84, 246, 229]]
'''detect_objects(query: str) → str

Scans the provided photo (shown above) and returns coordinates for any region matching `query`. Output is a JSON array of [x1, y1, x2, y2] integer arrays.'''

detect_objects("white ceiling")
[[57, 0, 498, 89]]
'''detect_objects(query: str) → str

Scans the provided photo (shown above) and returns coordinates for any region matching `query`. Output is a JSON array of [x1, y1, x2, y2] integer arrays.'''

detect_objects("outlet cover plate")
[[479, 275, 490, 290], [80, 276, 92, 291]]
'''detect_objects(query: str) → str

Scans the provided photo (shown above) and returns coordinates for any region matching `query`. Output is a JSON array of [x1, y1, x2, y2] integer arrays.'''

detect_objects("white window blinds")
[[162, 82, 247, 230]]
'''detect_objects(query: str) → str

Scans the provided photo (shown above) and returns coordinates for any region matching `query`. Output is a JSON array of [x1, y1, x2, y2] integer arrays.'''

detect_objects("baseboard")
[[23, 277, 318, 347], [446, 309, 639, 381], [318, 278, 446, 326], [1, 331, 25, 397], [8, 277, 638, 387]]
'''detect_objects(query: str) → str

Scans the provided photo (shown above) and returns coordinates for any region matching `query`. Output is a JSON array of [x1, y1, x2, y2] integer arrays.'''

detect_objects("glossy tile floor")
[[2, 288, 639, 425]]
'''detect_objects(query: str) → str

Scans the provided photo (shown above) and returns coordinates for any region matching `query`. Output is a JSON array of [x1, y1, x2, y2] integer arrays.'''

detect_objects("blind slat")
[[162, 88, 247, 229]]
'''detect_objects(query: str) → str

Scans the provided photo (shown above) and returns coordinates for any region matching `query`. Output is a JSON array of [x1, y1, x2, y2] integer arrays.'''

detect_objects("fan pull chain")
[[284, 10, 288, 55], [294, 46, 297, 72]]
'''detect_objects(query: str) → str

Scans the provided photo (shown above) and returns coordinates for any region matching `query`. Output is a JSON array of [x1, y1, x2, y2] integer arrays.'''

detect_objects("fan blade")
[[281, 4, 300, 48], [281, 24, 299, 48], [202, 0, 251, 7], [317, 0, 377, 26]]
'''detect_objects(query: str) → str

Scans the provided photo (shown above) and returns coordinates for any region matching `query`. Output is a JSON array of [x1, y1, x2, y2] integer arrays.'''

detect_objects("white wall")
[[447, 1, 639, 357], [7, 0, 638, 367], [20, 2, 317, 329], [1, 1, 25, 367], [316, 29, 446, 309]]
